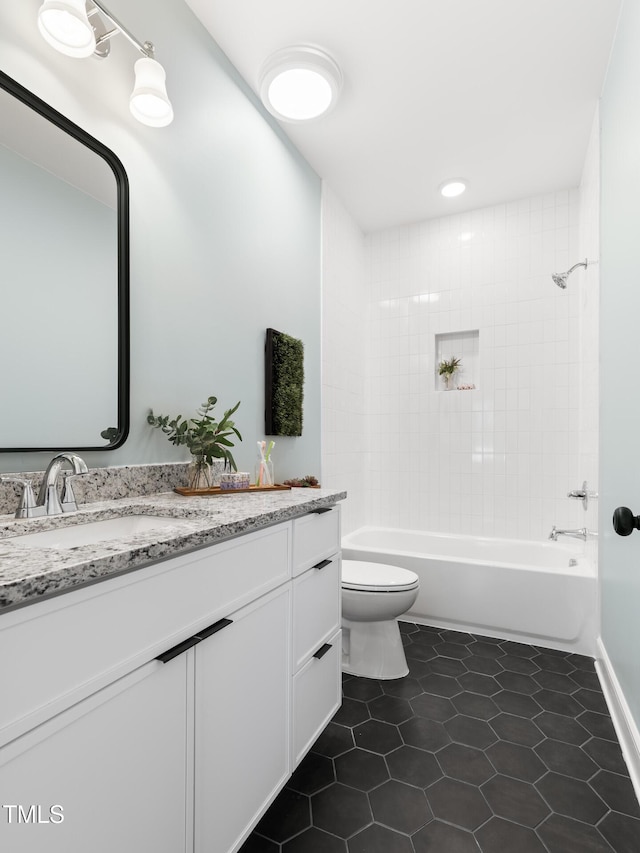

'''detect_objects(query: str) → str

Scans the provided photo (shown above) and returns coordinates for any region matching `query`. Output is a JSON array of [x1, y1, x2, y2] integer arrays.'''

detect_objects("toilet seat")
[[341, 560, 419, 593]]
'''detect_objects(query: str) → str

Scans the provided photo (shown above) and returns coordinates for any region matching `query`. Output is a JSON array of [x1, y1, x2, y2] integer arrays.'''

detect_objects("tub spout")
[[549, 526, 587, 541]]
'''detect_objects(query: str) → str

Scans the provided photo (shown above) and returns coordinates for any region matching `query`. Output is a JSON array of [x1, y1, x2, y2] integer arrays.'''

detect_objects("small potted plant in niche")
[[438, 356, 461, 390], [147, 396, 242, 489]]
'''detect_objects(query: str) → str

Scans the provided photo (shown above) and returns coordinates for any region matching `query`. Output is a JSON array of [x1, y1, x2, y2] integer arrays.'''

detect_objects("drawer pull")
[[156, 635, 200, 664], [194, 618, 233, 641], [313, 643, 332, 660], [313, 558, 332, 571], [156, 618, 233, 663], [309, 507, 333, 515]]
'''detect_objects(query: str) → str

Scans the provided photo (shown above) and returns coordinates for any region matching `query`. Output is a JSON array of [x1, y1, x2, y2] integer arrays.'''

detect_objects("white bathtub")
[[342, 527, 597, 656]]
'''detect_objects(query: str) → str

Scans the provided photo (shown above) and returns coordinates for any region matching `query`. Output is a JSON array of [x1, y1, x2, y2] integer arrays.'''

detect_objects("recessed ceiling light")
[[440, 179, 467, 198], [259, 45, 342, 123]]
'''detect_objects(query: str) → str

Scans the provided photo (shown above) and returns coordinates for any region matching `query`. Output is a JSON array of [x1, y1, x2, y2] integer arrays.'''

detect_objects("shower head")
[[552, 259, 588, 289], [552, 272, 568, 289]]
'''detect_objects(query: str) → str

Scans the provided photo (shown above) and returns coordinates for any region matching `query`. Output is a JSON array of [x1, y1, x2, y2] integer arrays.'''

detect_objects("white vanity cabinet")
[[194, 584, 291, 853], [0, 655, 189, 853], [291, 506, 342, 767], [0, 503, 342, 853]]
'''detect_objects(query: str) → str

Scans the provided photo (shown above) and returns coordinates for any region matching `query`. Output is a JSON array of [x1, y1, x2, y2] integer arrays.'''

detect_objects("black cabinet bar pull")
[[313, 558, 332, 570], [156, 618, 233, 663], [156, 635, 200, 664], [194, 618, 233, 641], [310, 507, 332, 515], [313, 643, 332, 660]]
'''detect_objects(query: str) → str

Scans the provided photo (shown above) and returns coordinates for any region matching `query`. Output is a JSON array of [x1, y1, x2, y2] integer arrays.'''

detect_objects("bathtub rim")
[[342, 525, 595, 578]]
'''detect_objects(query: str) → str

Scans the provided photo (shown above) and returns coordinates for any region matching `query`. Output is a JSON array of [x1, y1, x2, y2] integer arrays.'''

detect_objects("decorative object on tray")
[[256, 440, 275, 486], [265, 328, 304, 436], [438, 355, 461, 390], [147, 396, 242, 489], [220, 472, 251, 490], [174, 483, 291, 497], [283, 475, 320, 488]]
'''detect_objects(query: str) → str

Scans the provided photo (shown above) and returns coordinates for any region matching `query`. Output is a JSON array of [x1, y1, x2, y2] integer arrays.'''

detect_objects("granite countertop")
[[0, 487, 346, 612]]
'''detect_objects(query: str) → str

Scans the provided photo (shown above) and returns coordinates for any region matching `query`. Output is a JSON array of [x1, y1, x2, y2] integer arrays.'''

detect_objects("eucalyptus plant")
[[147, 396, 242, 471]]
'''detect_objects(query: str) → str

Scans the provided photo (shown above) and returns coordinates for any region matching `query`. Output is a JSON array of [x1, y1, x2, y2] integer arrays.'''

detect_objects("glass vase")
[[188, 456, 212, 490], [255, 458, 274, 487]]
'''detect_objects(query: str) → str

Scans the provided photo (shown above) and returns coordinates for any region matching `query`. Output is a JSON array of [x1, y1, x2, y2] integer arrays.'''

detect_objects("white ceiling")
[[185, 0, 621, 233]]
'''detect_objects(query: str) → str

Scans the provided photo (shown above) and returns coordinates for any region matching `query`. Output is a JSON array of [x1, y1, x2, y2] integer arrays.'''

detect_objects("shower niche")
[[435, 330, 479, 391]]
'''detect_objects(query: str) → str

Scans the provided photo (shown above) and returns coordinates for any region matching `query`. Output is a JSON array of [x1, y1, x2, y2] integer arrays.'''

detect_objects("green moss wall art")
[[265, 328, 304, 436]]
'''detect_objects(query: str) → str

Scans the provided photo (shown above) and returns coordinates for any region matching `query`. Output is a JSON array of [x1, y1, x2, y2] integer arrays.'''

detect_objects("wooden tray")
[[174, 484, 292, 497]]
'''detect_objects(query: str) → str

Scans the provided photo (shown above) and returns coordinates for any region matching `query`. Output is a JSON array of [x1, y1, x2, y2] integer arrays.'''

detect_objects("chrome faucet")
[[0, 476, 45, 518], [36, 452, 89, 516], [549, 526, 587, 542]]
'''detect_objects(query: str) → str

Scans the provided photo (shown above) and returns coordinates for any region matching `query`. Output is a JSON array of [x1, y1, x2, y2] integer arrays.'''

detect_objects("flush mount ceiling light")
[[440, 179, 467, 198], [37, 0, 173, 127], [259, 45, 342, 123]]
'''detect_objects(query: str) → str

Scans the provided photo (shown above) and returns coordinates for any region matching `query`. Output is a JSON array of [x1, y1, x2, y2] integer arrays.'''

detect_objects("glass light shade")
[[267, 68, 333, 121], [129, 57, 173, 127], [37, 0, 96, 58], [260, 46, 342, 123], [440, 180, 467, 198]]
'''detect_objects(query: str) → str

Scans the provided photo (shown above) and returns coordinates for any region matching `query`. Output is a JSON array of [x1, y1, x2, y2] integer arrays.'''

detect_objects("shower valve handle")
[[613, 506, 640, 536]]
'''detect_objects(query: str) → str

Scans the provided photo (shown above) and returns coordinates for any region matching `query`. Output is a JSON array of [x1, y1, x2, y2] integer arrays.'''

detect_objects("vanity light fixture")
[[37, 0, 96, 58], [37, 0, 173, 127], [440, 179, 467, 198], [259, 45, 342, 122]]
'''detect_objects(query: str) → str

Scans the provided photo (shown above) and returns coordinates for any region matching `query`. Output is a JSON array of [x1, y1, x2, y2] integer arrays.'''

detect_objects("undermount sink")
[[7, 515, 181, 549]]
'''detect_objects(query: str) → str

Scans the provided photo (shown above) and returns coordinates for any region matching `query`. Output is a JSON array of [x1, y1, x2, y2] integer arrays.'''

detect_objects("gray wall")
[[600, 0, 640, 729], [0, 0, 321, 480]]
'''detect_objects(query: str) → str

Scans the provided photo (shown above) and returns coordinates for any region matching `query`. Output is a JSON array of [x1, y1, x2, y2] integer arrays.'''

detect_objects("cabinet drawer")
[[292, 556, 341, 671], [292, 629, 341, 768], [0, 657, 189, 853], [0, 523, 291, 746], [292, 505, 340, 577]]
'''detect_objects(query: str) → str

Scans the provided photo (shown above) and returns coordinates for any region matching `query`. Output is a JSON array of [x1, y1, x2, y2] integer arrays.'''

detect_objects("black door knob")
[[613, 506, 640, 536]]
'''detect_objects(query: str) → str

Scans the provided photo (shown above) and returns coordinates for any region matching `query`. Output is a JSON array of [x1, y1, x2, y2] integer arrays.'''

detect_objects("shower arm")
[[551, 258, 589, 289]]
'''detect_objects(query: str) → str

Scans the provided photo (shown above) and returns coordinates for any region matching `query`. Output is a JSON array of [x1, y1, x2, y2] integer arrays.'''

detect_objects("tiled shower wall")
[[322, 124, 599, 541], [365, 191, 588, 539], [577, 109, 600, 561]]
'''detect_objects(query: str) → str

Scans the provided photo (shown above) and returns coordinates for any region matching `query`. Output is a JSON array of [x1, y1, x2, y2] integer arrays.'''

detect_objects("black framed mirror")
[[0, 69, 129, 451]]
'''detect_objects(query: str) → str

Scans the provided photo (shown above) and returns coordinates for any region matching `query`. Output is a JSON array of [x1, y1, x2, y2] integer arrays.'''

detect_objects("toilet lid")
[[342, 560, 419, 592]]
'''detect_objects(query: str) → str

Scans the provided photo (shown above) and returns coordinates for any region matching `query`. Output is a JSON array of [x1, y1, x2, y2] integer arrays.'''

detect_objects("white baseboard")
[[595, 636, 640, 801]]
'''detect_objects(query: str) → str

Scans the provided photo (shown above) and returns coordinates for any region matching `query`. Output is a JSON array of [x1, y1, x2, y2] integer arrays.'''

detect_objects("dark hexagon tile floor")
[[240, 624, 640, 852]]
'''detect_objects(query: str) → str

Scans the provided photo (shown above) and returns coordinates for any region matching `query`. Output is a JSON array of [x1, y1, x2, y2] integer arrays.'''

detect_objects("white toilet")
[[341, 559, 420, 680]]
